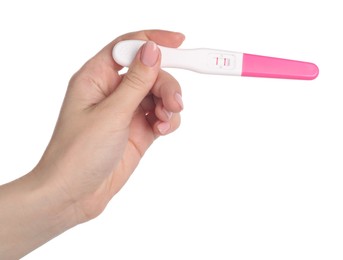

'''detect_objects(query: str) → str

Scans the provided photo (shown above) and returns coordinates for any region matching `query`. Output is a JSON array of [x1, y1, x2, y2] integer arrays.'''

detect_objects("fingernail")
[[141, 41, 159, 67], [175, 93, 184, 110], [163, 108, 173, 120], [157, 122, 171, 135]]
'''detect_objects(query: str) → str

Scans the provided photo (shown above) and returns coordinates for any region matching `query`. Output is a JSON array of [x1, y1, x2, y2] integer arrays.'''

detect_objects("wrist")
[[0, 166, 79, 258], [28, 164, 80, 229]]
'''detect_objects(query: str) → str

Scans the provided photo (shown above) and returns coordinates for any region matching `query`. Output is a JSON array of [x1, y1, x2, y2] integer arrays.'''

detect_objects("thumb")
[[108, 41, 161, 116]]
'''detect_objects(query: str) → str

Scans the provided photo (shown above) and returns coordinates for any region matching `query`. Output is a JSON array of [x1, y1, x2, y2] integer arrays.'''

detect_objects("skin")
[[0, 29, 185, 259]]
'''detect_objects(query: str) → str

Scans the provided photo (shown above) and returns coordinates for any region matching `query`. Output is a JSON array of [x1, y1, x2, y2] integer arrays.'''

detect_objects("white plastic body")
[[112, 40, 243, 76]]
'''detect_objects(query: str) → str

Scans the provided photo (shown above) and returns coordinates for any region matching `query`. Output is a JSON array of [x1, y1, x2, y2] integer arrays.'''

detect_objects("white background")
[[0, 0, 342, 259]]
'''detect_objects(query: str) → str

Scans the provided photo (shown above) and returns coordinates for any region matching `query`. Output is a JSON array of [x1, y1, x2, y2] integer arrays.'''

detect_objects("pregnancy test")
[[112, 40, 319, 80]]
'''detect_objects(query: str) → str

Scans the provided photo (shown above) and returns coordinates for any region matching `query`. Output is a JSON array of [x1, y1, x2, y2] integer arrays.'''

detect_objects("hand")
[[0, 29, 185, 259], [36, 30, 185, 222]]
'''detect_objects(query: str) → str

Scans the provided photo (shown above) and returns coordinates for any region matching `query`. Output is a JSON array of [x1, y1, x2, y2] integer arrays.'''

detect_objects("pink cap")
[[242, 54, 319, 80]]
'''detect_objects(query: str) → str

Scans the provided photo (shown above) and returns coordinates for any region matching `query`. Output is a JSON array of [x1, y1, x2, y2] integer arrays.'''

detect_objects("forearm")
[[0, 168, 78, 259]]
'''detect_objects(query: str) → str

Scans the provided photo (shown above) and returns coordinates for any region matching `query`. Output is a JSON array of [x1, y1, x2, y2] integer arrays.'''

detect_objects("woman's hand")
[[40, 29, 185, 221], [0, 30, 185, 259]]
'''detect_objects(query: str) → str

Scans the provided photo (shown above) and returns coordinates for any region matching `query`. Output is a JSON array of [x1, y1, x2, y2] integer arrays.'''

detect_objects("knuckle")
[[170, 114, 181, 133], [123, 70, 148, 92]]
